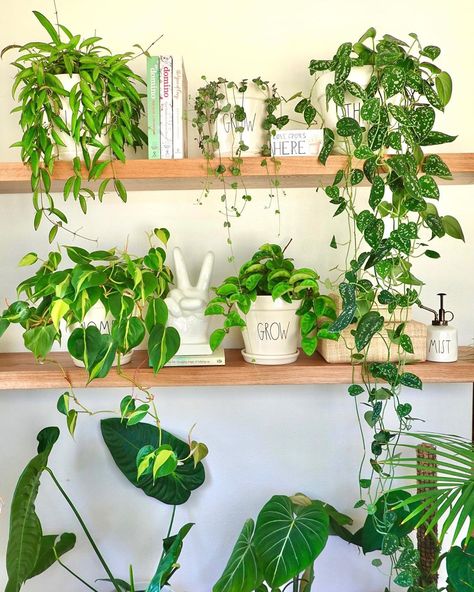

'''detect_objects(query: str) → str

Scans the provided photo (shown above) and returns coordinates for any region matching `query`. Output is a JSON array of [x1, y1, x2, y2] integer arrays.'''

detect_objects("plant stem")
[[56, 556, 100, 592], [46, 468, 122, 592]]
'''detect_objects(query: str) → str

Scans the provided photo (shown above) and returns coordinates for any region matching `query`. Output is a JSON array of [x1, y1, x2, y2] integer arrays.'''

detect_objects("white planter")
[[215, 82, 269, 156], [315, 66, 373, 154], [241, 296, 300, 365], [66, 302, 133, 367]]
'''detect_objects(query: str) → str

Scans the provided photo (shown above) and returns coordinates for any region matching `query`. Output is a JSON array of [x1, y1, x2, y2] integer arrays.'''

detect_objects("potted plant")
[[308, 28, 466, 589], [0, 228, 180, 380], [2, 10, 147, 240], [204, 241, 337, 364], [5, 425, 205, 592], [214, 492, 353, 592]]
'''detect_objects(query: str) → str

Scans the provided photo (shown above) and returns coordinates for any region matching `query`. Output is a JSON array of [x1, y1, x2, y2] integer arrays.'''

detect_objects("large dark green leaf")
[[446, 538, 474, 592], [5, 428, 59, 592], [100, 419, 205, 505], [213, 519, 263, 592], [254, 496, 329, 588], [355, 311, 384, 351], [329, 283, 356, 332]]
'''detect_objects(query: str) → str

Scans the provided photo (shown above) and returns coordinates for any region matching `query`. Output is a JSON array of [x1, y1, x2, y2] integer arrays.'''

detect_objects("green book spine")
[[147, 56, 161, 159]]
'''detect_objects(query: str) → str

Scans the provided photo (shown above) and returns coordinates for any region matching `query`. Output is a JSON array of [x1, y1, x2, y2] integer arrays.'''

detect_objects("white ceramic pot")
[[241, 296, 300, 365], [66, 302, 133, 367], [315, 66, 373, 154], [215, 82, 269, 156]]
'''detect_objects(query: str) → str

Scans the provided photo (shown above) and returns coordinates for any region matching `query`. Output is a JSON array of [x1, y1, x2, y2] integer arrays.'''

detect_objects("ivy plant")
[[192, 77, 290, 257], [2, 10, 147, 240], [309, 28, 465, 589], [204, 241, 338, 353], [0, 228, 179, 380]]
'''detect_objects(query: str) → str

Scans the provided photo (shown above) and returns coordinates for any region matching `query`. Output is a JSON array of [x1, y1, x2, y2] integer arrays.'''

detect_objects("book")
[[159, 55, 173, 159], [146, 56, 160, 159], [172, 56, 188, 159], [164, 347, 226, 367]]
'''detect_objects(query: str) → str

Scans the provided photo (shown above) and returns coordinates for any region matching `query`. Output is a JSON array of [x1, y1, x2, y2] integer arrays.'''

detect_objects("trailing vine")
[[192, 76, 289, 260], [309, 28, 465, 589]]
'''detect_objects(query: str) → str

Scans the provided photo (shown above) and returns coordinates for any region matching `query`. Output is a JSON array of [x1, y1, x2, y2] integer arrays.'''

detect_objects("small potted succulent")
[[2, 10, 147, 238], [0, 229, 180, 380], [205, 242, 337, 364]]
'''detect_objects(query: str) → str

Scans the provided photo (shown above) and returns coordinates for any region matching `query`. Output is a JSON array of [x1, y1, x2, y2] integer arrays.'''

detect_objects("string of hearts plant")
[[192, 77, 290, 261], [309, 28, 465, 589], [2, 10, 148, 241]]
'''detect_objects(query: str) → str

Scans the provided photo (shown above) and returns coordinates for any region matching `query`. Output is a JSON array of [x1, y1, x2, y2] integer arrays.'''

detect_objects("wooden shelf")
[[0, 347, 473, 390], [1, 154, 474, 194]]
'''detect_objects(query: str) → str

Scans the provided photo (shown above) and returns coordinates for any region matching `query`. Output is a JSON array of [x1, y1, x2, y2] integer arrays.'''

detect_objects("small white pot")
[[215, 82, 269, 156], [241, 296, 300, 365], [65, 302, 133, 367], [315, 66, 373, 154]]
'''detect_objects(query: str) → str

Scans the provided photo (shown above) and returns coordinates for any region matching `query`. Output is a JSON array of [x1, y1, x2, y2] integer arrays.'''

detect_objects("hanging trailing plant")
[[192, 77, 289, 258], [308, 28, 465, 588], [2, 10, 148, 240]]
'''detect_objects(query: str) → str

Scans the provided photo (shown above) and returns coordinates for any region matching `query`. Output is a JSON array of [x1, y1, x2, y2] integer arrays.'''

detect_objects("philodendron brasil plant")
[[192, 77, 290, 250], [213, 493, 353, 592], [2, 10, 147, 240], [0, 228, 179, 383], [306, 28, 466, 588], [205, 241, 338, 355], [5, 426, 204, 592]]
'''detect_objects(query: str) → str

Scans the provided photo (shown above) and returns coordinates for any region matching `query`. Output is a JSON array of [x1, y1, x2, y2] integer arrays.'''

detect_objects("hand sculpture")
[[165, 248, 215, 355]]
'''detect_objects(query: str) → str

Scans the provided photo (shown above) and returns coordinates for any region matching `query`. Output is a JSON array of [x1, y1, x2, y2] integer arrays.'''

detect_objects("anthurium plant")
[[305, 28, 466, 589], [5, 426, 200, 592], [0, 228, 179, 380], [213, 493, 353, 592], [205, 242, 338, 354], [2, 10, 147, 240]]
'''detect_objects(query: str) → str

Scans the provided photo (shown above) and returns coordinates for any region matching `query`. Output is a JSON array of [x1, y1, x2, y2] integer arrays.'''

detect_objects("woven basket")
[[318, 320, 427, 363]]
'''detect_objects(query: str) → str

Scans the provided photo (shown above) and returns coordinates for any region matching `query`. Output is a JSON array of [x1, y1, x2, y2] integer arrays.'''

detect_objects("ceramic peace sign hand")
[[165, 248, 215, 319]]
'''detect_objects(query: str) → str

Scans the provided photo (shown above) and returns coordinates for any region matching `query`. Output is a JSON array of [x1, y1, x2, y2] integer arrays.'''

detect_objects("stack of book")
[[147, 56, 188, 159]]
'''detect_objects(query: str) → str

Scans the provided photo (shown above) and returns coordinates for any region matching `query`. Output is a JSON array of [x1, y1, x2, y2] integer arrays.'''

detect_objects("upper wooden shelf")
[[0, 347, 473, 390], [1, 153, 474, 194]]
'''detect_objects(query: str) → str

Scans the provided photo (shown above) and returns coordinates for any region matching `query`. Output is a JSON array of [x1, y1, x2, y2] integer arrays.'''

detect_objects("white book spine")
[[159, 55, 173, 159], [172, 56, 186, 159]]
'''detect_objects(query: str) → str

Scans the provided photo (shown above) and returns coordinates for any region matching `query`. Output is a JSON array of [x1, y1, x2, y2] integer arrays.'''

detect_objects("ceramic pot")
[[241, 296, 300, 365], [315, 66, 373, 154], [215, 82, 269, 156], [66, 302, 133, 367]]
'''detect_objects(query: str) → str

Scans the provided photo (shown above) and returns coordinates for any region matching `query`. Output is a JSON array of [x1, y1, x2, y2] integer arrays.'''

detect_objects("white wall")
[[0, 1, 473, 591]]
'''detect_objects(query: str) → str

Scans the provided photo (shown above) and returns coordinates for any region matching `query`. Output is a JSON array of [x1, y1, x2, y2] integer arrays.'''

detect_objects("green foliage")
[[214, 494, 342, 592], [205, 241, 337, 354], [3, 10, 147, 236], [0, 233, 176, 379], [100, 418, 206, 505]]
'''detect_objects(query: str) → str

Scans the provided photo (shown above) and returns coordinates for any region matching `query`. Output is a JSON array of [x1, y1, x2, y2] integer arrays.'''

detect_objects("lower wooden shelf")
[[0, 347, 473, 390]]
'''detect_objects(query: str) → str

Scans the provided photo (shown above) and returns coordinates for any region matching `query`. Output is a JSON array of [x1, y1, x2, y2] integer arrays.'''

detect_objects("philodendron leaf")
[[446, 538, 474, 592], [23, 325, 58, 360], [5, 427, 59, 592], [100, 418, 205, 505], [27, 533, 76, 579], [148, 325, 180, 372], [213, 519, 263, 592], [254, 495, 329, 588]]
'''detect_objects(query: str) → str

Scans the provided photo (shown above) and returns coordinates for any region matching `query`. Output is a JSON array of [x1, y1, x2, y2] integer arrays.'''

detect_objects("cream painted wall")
[[0, 1, 473, 591]]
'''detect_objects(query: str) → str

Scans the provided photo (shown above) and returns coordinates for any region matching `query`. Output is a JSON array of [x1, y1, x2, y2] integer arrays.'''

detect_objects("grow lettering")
[[257, 321, 290, 341], [222, 112, 257, 133]]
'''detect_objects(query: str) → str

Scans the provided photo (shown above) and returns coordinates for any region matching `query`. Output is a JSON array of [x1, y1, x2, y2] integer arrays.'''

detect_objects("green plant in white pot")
[[2, 10, 147, 240], [205, 242, 337, 364], [0, 228, 179, 380]]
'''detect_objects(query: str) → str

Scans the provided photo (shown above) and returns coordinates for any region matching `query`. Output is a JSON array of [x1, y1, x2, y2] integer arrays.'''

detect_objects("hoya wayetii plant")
[[308, 28, 465, 587], [3, 10, 147, 241], [192, 77, 290, 256]]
